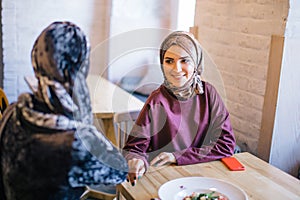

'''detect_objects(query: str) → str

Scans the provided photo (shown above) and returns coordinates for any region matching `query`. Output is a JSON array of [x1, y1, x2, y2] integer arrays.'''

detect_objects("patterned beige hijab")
[[160, 31, 204, 100]]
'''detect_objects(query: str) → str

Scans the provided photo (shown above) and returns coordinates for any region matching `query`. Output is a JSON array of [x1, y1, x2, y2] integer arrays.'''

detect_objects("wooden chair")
[[0, 88, 9, 119], [114, 111, 140, 150], [80, 111, 140, 200]]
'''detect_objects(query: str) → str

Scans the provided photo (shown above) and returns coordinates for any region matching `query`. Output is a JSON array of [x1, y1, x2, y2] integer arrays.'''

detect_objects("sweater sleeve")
[[173, 84, 236, 165], [122, 103, 152, 169]]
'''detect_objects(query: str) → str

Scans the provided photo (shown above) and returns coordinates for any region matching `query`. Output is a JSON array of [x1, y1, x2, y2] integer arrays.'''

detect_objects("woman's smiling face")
[[162, 45, 195, 87]]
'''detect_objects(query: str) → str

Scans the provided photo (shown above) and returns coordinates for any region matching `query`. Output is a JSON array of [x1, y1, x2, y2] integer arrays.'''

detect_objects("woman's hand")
[[127, 158, 146, 186], [150, 152, 176, 167]]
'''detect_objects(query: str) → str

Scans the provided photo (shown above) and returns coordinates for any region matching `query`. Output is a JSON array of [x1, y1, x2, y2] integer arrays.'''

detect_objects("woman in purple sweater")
[[123, 31, 235, 186]]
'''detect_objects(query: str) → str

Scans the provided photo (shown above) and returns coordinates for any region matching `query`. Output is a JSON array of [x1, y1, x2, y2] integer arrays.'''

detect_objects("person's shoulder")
[[202, 81, 226, 106], [202, 81, 220, 96], [150, 85, 163, 95], [201, 81, 222, 101], [147, 85, 164, 99], [203, 81, 215, 91], [145, 85, 173, 105], [0, 102, 17, 125]]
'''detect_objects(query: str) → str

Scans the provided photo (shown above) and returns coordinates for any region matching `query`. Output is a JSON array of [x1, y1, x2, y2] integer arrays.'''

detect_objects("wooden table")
[[87, 75, 144, 145], [117, 152, 300, 200]]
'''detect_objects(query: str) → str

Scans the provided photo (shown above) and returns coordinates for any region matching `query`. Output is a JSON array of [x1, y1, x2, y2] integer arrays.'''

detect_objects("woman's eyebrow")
[[164, 57, 174, 60], [179, 56, 190, 59], [164, 56, 189, 60]]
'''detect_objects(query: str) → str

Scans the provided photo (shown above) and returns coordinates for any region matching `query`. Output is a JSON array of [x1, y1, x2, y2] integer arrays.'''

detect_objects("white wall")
[[270, 0, 300, 177], [2, 0, 108, 102], [107, 0, 176, 88], [176, 0, 196, 31]]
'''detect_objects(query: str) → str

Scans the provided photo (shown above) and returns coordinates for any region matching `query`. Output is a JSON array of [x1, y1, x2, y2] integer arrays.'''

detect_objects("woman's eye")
[[181, 59, 190, 63], [165, 59, 173, 64]]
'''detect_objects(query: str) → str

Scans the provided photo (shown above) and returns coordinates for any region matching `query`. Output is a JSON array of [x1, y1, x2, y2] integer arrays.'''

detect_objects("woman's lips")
[[172, 73, 185, 80]]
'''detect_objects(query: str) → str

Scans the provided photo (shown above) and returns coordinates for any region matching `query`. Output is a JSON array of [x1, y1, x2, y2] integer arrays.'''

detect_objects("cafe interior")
[[0, 0, 299, 199]]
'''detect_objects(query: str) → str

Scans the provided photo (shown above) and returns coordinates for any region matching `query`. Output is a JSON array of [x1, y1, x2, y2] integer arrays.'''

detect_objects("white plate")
[[158, 177, 248, 200]]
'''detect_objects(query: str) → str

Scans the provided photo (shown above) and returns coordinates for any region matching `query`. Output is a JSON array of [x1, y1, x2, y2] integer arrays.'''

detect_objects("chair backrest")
[[0, 88, 9, 119], [113, 111, 140, 150]]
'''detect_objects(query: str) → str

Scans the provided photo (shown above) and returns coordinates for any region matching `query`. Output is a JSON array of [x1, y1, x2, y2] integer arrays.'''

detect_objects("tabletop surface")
[[117, 152, 300, 200], [87, 75, 144, 115]]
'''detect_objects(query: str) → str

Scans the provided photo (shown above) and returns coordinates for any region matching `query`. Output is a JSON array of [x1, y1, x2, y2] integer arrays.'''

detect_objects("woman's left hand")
[[150, 152, 176, 167]]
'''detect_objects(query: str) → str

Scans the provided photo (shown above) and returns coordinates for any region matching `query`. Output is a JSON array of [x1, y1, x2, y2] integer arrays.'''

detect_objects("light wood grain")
[[117, 152, 300, 200]]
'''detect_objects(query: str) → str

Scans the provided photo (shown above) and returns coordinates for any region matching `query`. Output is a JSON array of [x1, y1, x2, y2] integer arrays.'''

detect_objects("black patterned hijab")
[[21, 21, 127, 186], [31, 21, 91, 122], [160, 31, 204, 100]]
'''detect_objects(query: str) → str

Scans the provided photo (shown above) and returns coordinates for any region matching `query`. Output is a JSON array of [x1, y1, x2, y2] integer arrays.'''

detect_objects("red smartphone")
[[221, 157, 245, 171]]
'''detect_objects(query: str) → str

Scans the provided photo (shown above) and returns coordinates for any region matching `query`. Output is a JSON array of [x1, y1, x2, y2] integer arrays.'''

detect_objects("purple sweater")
[[123, 82, 235, 168]]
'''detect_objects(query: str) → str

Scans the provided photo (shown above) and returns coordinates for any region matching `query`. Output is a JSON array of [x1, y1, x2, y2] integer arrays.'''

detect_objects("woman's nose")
[[174, 61, 182, 72]]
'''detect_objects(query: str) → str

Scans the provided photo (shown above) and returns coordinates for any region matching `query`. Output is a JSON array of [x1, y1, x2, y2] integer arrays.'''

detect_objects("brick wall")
[[194, 0, 289, 154]]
